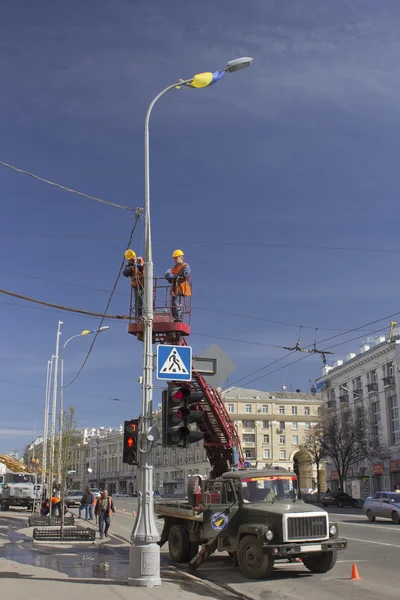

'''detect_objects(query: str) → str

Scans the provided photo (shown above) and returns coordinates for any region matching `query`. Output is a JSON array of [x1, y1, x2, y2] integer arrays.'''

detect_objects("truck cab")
[[156, 469, 347, 580], [1, 472, 36, 511]]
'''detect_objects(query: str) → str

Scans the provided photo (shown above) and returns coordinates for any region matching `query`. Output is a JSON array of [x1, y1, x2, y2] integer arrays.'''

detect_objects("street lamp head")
[[226, 57, 254, 73], [98, 326, 110, 333]]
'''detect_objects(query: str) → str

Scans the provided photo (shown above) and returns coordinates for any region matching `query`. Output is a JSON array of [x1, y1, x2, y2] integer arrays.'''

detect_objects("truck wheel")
[[168, 524, 191, 563], [237, 535, 274, 580], [302, 550, 337, 573]]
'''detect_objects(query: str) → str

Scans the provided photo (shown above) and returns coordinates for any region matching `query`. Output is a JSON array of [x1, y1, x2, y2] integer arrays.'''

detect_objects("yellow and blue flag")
[[177, 70, 226, 90]]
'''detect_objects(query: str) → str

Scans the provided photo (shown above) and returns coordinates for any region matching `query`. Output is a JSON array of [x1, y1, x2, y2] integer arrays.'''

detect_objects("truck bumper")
[[263, 538, 347, 558]]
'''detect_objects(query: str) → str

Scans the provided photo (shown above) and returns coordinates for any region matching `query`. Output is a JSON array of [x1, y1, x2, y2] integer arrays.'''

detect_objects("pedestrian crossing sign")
[[156, 345, 192, 381]]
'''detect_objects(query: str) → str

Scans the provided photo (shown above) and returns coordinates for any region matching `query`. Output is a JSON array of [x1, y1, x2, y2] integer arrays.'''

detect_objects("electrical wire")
[[0, 160, 136, 212], [223, 308, 400, 391], [64, 211, 142, 387], [0, 288, 130, 320], [0, 377, 129, 402]]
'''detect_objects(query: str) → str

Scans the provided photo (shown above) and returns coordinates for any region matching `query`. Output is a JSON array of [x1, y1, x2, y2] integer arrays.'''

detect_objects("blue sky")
[[2, 0, 400, 453]]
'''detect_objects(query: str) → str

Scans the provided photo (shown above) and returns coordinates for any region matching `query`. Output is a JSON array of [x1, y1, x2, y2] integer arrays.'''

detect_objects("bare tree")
[[54, 407, 77, 534], [299, 425, 325, 494], [319, 405, 389, 491]]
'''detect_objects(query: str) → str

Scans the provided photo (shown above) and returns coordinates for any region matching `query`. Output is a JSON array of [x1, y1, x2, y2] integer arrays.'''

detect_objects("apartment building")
[[26, 387, 323, 495], [315, 333, 400, 494]]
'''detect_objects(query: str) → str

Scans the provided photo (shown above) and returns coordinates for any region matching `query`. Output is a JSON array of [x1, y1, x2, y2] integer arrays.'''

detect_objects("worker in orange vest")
[[123, 249, 144, 317], [165, 249, 191, 321]]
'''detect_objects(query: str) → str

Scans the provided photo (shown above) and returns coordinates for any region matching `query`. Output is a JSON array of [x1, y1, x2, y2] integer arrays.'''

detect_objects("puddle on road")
[[0, 518, 129, 580]]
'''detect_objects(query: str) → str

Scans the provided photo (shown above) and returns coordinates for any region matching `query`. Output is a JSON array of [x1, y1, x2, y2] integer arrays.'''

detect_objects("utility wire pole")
[[42, 357, 54, 500]]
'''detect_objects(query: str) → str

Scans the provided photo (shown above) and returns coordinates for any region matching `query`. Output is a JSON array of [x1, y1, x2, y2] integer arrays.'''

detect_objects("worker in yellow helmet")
[[123, 250, 144, 317], [165, 250, 191, 322]]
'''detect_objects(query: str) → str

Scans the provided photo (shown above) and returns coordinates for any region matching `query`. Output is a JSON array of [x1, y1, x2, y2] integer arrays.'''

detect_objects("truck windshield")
[[241, 476, 297, 503], [6, 474, 35, 484]]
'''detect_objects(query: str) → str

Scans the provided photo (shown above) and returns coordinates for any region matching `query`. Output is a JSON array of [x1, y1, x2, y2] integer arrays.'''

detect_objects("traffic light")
[[123, 419, 139, 465], [162, 383, 205, 448]]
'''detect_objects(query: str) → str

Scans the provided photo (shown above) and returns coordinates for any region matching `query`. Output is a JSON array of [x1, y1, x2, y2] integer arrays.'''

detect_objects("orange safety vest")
[[130, 259, 144, 288], [171, 263, 191, 297]]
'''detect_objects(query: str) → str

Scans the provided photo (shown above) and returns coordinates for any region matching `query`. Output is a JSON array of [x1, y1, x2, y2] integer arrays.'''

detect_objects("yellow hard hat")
[[125, 249, 136, 260], [172, 249, 184, 258]]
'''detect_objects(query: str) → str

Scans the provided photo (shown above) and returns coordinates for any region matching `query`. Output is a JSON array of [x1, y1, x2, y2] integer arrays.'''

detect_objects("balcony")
[[366, 383, 378, 393], [383, 376, 395, 387], [353, 388, 363, 399], [327, 400, 336, 409], [242, 441, 255, 447], [338, 394, 349, 404]]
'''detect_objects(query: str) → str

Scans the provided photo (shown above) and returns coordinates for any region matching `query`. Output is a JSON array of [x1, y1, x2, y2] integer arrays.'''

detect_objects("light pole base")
[[128, 542, 161, 587]]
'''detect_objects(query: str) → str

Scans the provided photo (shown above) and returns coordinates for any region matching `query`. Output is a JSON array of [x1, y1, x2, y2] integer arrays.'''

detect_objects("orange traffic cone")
[[132, 511, 136, 516], [351, 564, 360, 580], [122, 508, 126, 514], [296, 558, 302, 562]]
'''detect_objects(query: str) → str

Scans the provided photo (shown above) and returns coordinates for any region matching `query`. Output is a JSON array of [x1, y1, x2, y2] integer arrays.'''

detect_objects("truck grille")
[[287, 516, 327, 540]]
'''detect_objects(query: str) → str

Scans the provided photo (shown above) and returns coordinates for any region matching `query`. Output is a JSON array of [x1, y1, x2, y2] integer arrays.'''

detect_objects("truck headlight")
[[329, 525, 337, 537], [265, 529, 274, 541]]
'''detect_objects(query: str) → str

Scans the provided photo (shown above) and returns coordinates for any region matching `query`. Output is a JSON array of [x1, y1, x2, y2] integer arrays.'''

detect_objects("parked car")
[[321, 491, 358, 508], [364, 491, 400, 524], [153, 491, 161, 497], [303, 491, 325, 504], [89, 488, 101, 498], [65, 491, 83, 507], [130, 492, 138, 497]]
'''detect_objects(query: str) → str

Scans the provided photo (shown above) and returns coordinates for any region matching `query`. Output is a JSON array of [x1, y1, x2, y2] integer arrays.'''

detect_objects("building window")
[[371, 400, 381, 447], [279, 421, 286, 430], [279, 406, 285, 415], [262, 405, 269, 413], [263, 449, 270, 459], [292, 422, 298, 430], [279, 435, 286, 444], [245, 450, 253, 459], [305, 422, 311, 430], [245, 404, 252, 413], [228, 404, 234, 413], [164, 456, 168, 466], [196, 451, 200, 462], [317, 407, 321, 415], [292, 406, 297, 415], [243, 434, 255, 444], [304, 407, 310, 416], [389, 395, 400, 445], [263, 434, 270, 444], [292, 435, 299, 445], [263, 420, 270, 429], [280, 450, 286, 460], [305, 435, 311, 445], [243, 420, 253, 429]]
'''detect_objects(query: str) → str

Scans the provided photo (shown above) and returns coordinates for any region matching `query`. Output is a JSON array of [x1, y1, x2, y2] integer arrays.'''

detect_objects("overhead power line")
[[0, 160, 136, 212], [64, 211, 143, 387]]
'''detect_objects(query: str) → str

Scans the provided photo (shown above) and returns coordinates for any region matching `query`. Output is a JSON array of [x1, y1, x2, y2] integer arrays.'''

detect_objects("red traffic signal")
[[127, 436, 134, 448], [123, 419, 139, 465]]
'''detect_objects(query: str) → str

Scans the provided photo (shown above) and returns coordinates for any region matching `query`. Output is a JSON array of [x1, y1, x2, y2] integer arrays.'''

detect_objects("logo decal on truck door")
[[211, 512, 229, 531]]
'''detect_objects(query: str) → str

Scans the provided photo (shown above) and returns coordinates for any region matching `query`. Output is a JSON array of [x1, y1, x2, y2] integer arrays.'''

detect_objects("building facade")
[[26, 387, 323, 496], [316, 334, 400, 495]]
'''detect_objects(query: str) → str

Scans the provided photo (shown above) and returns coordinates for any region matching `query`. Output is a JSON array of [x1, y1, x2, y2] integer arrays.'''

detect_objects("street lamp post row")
[[42, 323, 109, 515], [129, 57, 253, 588]]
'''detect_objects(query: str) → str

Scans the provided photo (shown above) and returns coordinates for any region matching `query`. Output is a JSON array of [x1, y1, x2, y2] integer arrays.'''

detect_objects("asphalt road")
[[71, 498, 400, 600]]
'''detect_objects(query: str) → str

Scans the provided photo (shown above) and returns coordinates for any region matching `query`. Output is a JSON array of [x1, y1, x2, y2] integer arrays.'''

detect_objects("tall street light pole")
[[57, 326, 110, 484], [128, 56, 253, 588], [49, 320, 63, 516], [42, 356, 54, 499]]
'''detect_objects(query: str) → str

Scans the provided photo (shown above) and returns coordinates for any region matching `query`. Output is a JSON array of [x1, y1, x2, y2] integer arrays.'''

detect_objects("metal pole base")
[[128, 542, 161, 587]]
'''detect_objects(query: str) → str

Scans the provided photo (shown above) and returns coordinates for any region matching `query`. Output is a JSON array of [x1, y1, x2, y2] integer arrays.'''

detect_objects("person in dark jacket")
[[79, 487, 94, 520], [95, 489, 116, 539]]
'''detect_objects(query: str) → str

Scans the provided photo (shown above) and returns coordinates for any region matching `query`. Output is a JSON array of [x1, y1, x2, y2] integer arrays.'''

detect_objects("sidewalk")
[[0, 514, 241, 600]]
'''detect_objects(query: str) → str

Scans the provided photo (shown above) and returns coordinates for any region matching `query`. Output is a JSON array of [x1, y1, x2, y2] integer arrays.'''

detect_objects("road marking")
[[346, 536, 400, 548], [340, 521, 400, 532]]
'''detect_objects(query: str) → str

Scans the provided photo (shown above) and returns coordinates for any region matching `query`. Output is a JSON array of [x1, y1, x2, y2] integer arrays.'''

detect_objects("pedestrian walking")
[[79, 487, 94, 520], [165, 249, 191, 322], [123, 250, 145, 317], [95, 489, 116, 539]]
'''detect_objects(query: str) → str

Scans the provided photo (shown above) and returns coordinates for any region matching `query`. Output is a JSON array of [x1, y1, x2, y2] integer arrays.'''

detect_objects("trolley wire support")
[[283, 327, 334, 365]]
